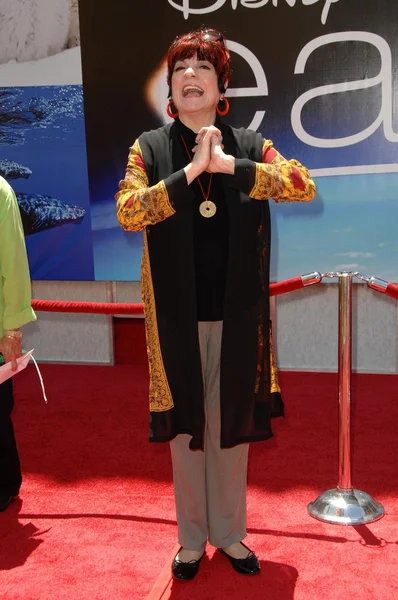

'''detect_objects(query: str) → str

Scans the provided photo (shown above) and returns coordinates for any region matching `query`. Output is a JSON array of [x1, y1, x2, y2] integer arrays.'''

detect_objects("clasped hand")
[[191, 126, 234, 175]]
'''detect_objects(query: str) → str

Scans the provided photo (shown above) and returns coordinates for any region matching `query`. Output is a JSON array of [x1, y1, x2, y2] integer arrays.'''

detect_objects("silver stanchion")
[[308, 272, 384, 525]]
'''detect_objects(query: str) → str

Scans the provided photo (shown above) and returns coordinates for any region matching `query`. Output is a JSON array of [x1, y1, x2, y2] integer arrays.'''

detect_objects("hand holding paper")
[[0, 350, 34, 384]]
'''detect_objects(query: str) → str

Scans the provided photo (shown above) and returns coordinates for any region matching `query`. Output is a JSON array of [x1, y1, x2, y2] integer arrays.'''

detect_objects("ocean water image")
[[271, 172, 398, 283], [0, 85, 93, 280], [91, 171, 398, 283], [91, 194, 143, 281]]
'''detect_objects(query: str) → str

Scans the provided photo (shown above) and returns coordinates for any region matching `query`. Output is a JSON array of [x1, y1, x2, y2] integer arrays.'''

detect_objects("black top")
[[175, 119, 229, 321]]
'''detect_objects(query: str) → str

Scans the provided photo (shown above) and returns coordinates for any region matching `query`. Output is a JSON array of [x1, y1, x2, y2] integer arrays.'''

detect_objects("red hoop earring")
[[167, 100, 178, 118], [216, 97, 230, 116]]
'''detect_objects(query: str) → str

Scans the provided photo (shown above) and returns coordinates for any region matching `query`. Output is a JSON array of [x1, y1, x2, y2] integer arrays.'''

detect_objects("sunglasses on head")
[[199, 28, 224, 42], [173, 29, 224, 45]]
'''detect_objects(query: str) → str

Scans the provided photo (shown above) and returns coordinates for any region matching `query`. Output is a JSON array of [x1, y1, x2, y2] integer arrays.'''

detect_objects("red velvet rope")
[[31, 300, 143, 315], [31, 275, 397, 314], [269, 276, 304, 297], [367, 279, 398, 300], [30, 276, 312, 314], [386, 283, 398, 300]]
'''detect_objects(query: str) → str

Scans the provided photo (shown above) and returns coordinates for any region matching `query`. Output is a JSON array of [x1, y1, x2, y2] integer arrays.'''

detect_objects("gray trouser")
[[170, 321, 249, 552]]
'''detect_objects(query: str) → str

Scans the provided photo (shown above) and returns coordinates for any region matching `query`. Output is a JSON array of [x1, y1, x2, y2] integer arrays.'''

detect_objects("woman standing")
[[116, 28, 315, 580]]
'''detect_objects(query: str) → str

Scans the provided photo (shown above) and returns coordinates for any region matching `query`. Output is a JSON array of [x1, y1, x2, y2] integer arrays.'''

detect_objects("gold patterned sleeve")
[[251, 139, 316, 202], [249, 140, 316, 202], [115, 140, 176, 232], [232, 138, 316, 203]]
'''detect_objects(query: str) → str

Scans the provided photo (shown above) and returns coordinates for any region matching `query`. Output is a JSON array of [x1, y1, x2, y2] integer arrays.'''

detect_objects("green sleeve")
[[0, 177, 36, 337]]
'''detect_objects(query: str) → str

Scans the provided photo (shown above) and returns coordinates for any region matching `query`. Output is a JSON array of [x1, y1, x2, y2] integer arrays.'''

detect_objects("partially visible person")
[[0, 175, 36, 512]]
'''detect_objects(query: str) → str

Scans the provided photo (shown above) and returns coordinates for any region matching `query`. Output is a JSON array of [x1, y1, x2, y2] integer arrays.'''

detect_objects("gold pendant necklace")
[[199, 199, 217, 218], [180, 135, 216, 218]]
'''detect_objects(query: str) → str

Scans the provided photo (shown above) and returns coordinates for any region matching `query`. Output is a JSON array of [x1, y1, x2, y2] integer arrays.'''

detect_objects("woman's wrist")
[[184, 162, 203, 184], [3, 329, 22, 340], [221, 155, 235, 174]]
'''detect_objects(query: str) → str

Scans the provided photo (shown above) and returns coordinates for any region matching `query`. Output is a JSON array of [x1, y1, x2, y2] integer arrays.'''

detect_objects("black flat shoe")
[[218, 542, 260, 575], [171, 548, 204, 581], [0, 492, 19, 512]]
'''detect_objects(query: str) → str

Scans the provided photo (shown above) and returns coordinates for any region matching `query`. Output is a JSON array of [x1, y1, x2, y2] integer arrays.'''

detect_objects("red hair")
[[167, 27, 231, 96]]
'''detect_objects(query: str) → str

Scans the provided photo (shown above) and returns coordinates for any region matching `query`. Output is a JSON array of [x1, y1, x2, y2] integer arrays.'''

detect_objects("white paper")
[[0, 350, 34, 384]]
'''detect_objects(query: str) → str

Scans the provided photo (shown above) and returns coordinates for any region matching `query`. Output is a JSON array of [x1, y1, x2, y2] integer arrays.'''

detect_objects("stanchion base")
[[308, 488, 384, 525]]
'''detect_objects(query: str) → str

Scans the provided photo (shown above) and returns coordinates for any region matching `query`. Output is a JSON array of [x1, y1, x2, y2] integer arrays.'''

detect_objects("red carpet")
[[0, 364, 397, 599]]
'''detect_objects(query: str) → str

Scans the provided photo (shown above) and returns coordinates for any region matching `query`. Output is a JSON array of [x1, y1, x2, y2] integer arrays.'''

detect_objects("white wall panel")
[[23, 281, 113, 364], [276, 283, 397, 373]]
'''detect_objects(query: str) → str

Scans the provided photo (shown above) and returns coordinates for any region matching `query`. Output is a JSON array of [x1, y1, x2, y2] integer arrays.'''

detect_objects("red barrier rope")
[[386, 284, 398, 300], [32, 273, 398, 312], [367, 277, 398, 300], [31, 272, 322, 314], [270, 272, 322, 297], [270, 276, 303, 296], [31, 300, 143, 315]]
